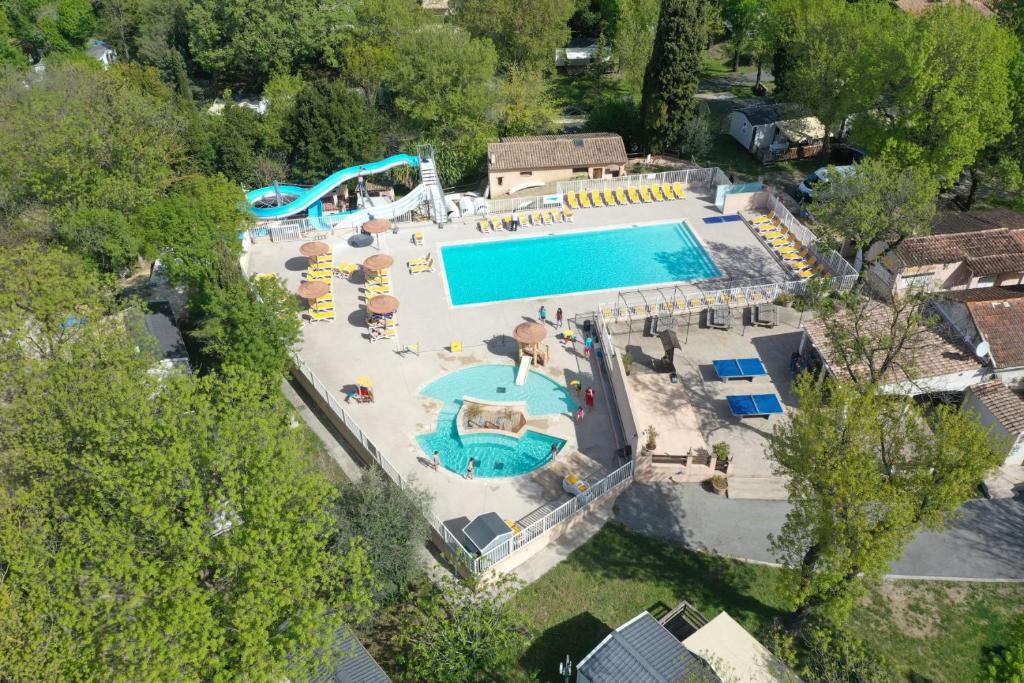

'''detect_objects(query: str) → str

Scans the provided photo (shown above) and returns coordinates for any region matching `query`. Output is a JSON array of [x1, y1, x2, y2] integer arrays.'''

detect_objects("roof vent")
[[573, 138, 584, 147]]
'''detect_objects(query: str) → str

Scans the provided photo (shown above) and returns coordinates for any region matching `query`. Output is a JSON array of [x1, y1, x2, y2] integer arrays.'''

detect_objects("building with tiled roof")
[[963, 381, 1024, 465], [934, 287, 1024, 380], [801, 299, 989, 395], [486, 133, 627, 198], [868, 209, 1024, 298]]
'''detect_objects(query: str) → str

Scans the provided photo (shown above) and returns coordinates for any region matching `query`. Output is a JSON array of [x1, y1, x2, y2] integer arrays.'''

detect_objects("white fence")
[[471, 460, 634, 572], [766, 193, 858, 285], [556, 166, 727, 196], [485, 194, 562, 215]]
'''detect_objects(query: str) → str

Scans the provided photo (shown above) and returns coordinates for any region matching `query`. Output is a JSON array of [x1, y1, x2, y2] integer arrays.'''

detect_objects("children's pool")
[[416, 364, 576, 478], [441, 222, 720, 305]]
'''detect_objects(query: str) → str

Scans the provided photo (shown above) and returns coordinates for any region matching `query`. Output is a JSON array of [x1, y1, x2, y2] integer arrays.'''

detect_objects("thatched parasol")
[[513, 321, 547, 344], [299, 241, 331, 258], [296, 280, 330, 300], [362, 219, 391, 234], [362, 254, 394, 271], [366, 295, 400, 315]]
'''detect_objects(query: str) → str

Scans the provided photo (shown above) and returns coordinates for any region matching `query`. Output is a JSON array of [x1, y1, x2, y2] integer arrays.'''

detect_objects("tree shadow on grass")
[[520, 611, 610, 682]]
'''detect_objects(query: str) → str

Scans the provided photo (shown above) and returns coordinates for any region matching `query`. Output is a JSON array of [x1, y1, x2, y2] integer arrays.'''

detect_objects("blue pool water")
[[441, 222, 720, 305], [417, 364, 577, 477]]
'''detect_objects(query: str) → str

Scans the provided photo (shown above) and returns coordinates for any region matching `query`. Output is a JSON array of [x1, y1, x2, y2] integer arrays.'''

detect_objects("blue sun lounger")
[[727, 394, 783, 418], [713, 357, 768, 381]]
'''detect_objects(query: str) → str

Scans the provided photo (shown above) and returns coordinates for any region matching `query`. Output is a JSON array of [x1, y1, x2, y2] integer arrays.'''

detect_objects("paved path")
[[615, 483, 1024, 581]]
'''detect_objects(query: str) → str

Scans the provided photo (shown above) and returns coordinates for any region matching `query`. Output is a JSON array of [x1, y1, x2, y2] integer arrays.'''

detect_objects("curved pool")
[[416, 364, 577, 477]]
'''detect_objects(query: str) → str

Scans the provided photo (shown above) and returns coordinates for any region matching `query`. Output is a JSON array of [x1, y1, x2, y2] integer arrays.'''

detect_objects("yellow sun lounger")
[[614, 188, 629, 205], [478, 219, 491, 233], [308, 309, 336, 322], [408, 253, 431, 267], [542, 211, 555, 224], [672, 182, 686, 198], [603, 189, 617, 206], [627, 187, 642, 204], [640, 186, 655, 202], [752, 211, 776, 224], [561, 206, 574, 221], [661, 183, 676, 200], [651, 185, 666, 201], [565, 192, 580, 209], [592, 191, 605, 207], [580, 192, 592, 208]]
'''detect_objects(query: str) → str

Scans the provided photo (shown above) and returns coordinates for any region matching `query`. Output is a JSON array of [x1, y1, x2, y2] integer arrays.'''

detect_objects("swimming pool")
[[417, 364, 576, 477], [441, 222, 719, 305]]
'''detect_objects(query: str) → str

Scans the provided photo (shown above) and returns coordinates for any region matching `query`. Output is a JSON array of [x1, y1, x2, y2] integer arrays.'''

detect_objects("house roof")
[[487, 133, 627, 172], [310, 627, 392, 683], [895, 0, 992, 15], [940, 286, 1024, 303], [893, 229, 1024, 269], [967, 381, 1024, 434], [966, 297, 1024, 368], [733, 104, 806, 127], [802, 300, 985, 386], [577, 612, 719, 683], [931, 208, 1024, 235], [142, 301, 188, 362], [682, 613, 797, 683], [966, 253, 1024, 277], [461, 512, 511, 553]]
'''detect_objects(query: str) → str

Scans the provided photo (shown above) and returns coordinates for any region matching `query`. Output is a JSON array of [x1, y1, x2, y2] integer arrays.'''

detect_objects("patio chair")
[[413, 231, 424, 245], [562, 206, 574, 221], [478, 218, 491, 233]]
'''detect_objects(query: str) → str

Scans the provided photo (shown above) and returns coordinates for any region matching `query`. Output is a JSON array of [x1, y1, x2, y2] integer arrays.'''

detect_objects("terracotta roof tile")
[[932, 208, 1024, 235], [802, 301, 984, 385], [895, 229, 1024, 269], [966, 297, 1024, 368], [488, 133, 627, 172], [968, 380, 1024, 434], [940, 286, 1024, 303]]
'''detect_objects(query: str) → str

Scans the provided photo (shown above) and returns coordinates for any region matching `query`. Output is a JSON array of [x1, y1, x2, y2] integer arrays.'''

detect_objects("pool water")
[[417, 364, 577, 477], [441, 222, 720, 305]]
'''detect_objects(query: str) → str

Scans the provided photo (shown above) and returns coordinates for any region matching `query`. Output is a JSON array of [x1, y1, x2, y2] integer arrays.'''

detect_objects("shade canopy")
[[513, 321, 547, 344], [366, 295, 400, 315], [362, 219, 391, 234], [362, 254, 394, 271], [299, 241, 331, 257], [297, 280, 330, 299], [355, 376, 373, 387]]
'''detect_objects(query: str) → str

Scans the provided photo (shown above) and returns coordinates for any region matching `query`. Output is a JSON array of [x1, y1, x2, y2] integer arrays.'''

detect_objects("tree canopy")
[[452, 0, 575, 71]]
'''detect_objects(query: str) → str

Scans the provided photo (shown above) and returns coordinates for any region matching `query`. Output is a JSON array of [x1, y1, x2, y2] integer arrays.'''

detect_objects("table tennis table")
[[727, 393, 784, 418], [713, 357, 768, 381]]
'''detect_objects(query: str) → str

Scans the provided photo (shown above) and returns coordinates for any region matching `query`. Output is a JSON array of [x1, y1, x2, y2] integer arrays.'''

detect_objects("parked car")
[[795, 164, 856, 202]]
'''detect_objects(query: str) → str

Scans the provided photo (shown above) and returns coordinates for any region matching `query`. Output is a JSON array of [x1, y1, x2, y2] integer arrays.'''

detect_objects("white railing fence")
[[556, 166, 723, 196], [765, 194, 858, 282], [472, 460, 634, 572], [486, 194, 561, 215]]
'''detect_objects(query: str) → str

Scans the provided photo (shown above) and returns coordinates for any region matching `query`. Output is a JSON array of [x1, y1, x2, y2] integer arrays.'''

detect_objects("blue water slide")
[[245, 153, 421, 220]]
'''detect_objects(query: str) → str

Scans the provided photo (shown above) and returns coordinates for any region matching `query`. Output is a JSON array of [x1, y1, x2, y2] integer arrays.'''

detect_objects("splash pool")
[[417, 364, 576, 477], [440, 222, 720, 305]]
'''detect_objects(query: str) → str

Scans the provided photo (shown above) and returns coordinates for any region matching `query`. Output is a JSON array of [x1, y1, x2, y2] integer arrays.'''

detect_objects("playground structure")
[[245, 145, 448, 235]]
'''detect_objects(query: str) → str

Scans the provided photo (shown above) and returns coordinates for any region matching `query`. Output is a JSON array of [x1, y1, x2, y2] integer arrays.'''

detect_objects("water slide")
[[515, 355, 532, 386], [245, 153, 421, 220]]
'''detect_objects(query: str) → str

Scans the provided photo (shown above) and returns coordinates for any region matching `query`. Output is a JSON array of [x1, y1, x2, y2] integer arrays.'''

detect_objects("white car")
[[795, 165, 856, 202]]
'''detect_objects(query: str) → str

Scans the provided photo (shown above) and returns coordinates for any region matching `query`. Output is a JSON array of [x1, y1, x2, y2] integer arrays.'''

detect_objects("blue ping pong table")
[[727, 394, 784, 418], [713, 357, 768, 381]]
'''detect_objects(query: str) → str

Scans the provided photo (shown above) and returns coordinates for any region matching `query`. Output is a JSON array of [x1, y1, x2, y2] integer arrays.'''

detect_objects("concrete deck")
[[244, 189, 794, 533]]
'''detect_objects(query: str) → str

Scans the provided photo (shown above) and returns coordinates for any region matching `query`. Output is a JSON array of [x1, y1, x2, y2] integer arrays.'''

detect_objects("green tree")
[[56, 206, 143, 273], [614, 0, 659, 95], [283, 79, 386, 184], [982, 617, 1024, 682], [339, 0, 425, 107], [193, 274, 301, 381], [397, 574, 527, 682], [5, 0, 96, 56], [812, 157, 938, 271], [721, 0, 767, 71], [585, 96, 644, 152], [769, 375, 1004, 629], [0, 11, 26, 65], [0, 244, 116, 364], [640, 0, 716, 153], [497, 66, 559, 137], [859, 4, 1017, 183], [0, 326, 376, 680], [333, 469, 430, 603], [452, 0, 575, 70]]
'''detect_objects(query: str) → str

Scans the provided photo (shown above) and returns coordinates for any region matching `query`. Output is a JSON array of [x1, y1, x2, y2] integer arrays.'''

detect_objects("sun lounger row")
[[749, 211, 826, 280], [478, 209, 573, 233], [407, 253, 434, 274], [564, 183, 687, 210]]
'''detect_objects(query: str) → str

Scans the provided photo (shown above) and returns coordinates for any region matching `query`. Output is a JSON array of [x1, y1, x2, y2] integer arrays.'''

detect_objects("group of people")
[[539, 305, 597, 359]]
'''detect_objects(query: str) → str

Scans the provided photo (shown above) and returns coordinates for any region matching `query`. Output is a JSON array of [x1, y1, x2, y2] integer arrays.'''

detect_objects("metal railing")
[[556, 166, 724, 196], [766, 193, 858, 283], [485, 194, 561, 215], [472, 460, 634, 572]]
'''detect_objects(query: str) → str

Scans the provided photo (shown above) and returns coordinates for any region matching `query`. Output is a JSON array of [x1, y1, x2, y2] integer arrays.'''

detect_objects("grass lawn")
[[511, 522, 1024, 682]]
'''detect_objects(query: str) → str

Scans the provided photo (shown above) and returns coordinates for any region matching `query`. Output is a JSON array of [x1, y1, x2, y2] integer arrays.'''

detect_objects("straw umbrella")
[[299, 241, 331, 258], [366, 295, 400, 316], [296, 280, 330, 300], [362, 253, 394, 278], [513, 321, 548, 366], [362, 219, 391, 250]]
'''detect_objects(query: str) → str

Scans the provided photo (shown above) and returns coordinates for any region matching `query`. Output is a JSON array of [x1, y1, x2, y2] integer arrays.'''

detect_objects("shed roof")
[[461, 512, 511, 553], [774, 117, 826, 144], [893, 229, 1024, 269], [487, 133, 626, 172], [967, 380, 1024, 434], [142, 301, 188, 362], [578, 612, 719, 683], [966, 297, 1024, 369], [733, 103, 806, 127], [309, 627, 392, 683], [682, 612, 796, 683], [802, 300, 984, 386]]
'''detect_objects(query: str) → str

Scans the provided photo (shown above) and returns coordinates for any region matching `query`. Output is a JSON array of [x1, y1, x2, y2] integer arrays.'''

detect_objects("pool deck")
[[244, 189, 794, 536]]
